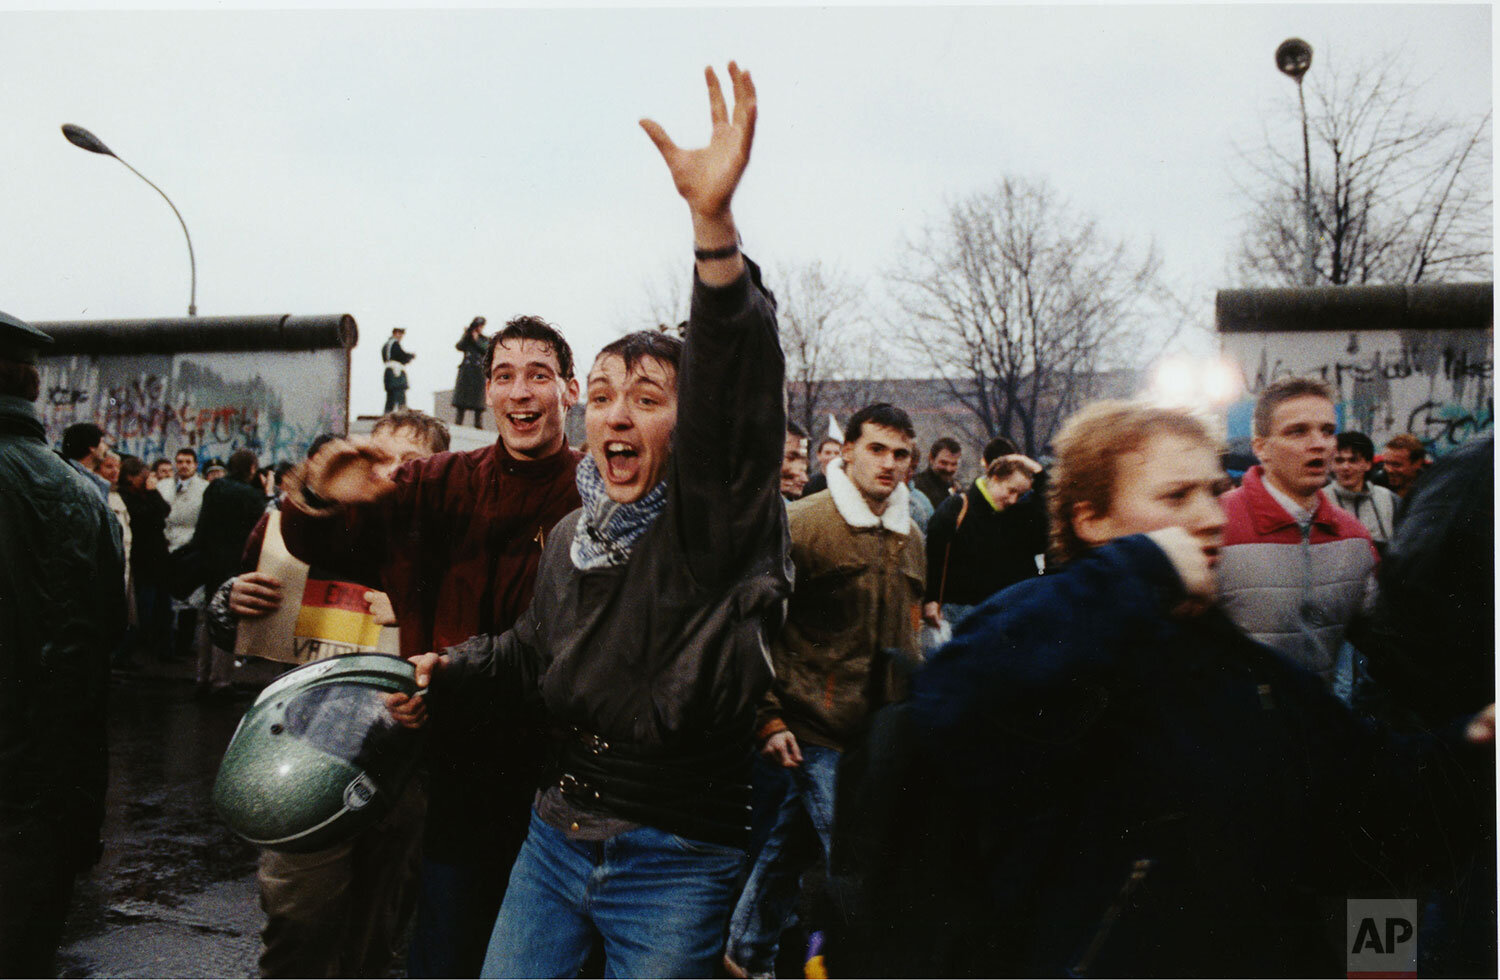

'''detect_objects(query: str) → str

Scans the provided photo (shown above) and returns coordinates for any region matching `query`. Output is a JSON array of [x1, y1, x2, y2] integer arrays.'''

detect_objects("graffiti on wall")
[[38, 350, 348, 466], [1221, 328, 1493, 457]]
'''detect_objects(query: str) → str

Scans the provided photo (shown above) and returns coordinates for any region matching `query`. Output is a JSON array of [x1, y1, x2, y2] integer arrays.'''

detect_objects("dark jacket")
[[382, 336, 415, 394], [0, 395, 125, 871], [452, 331, 487, 411], [280, 440, 583, 861], [120, 483, 171, 586], [191, 476, 268, 595], [912, 466, 956, 509], [1354, 435, 1494, 729], [827, 534, 1492, 977], [924, 479, 1046, 606], [439, 260, 791, 848]]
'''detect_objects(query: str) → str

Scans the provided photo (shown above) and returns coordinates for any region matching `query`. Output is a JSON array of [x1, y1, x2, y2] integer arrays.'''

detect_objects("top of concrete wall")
[[31, 313, 357, 355], [1215, 283, 1492, 334]]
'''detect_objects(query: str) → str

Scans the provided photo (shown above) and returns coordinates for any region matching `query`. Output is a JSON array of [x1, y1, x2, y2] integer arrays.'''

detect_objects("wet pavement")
[[56, 660, 285, 979]]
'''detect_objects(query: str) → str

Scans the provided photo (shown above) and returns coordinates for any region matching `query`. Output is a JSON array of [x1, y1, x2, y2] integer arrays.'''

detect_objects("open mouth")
[[603, 441, 641, 484], [506, 412, 542, 432], [1203, 544, 1221, 568]]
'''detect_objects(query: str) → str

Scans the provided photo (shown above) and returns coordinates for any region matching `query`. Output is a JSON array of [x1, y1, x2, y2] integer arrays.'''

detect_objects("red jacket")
[[279, 440, 582, 658], [279, 439, 582, 861], [1217, 466, 1377, 685]]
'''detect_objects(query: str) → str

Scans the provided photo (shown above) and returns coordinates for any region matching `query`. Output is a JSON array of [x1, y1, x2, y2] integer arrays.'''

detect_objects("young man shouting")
[[390, 62, 789, 978]]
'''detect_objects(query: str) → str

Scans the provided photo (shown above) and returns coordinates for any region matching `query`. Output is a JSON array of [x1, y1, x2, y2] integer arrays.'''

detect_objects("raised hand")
[[640, 62, 757, 222], [291, 436, 400, 511]]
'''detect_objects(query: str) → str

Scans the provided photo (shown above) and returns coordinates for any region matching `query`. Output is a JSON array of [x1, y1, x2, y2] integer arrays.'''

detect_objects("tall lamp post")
[[1275, 38, 1317, 287], [62, 123, 198, 316]]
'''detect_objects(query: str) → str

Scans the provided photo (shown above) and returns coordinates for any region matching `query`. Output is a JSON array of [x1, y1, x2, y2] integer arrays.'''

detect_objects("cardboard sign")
[[235, 511, 399, 664]]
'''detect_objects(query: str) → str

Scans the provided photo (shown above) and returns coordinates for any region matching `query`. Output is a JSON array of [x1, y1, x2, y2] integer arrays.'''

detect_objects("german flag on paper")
[[294, 578, 384, 659]]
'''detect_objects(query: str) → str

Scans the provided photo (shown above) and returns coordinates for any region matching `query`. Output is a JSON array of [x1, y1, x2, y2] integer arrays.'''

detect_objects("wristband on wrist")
[[284, 466, 341, 517], [301, 483, 333, 512], [693, 242, 740, 261]]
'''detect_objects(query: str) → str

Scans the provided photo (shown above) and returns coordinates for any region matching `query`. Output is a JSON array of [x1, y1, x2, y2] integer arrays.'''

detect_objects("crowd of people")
[[1, 61, 1494, 980]]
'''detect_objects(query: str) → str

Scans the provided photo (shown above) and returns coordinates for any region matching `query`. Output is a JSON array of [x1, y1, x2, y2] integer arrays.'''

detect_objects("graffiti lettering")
[[1406, 398, 1494, 455], [47, 385, 89, 408], [38, 355, 346, 466]]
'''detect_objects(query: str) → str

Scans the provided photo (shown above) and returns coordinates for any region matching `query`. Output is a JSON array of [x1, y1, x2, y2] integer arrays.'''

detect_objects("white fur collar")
[[825, 459, 911, 534]]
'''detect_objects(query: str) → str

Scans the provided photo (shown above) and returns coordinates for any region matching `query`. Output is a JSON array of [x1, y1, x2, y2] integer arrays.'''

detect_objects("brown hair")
[[373, 409, 451, 454], [594, 329, 683, 379], [1253, 376, 1333, 438], [985, 455, 1032, 482], [929, 436, 962, 459], [1049, 401, 1220, 565], [1384, 432, 1427, 463], [487, 315, 575, 380]]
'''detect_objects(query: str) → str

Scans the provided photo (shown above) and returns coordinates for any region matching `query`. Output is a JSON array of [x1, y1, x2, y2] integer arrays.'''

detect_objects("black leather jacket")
[[438, 261, 791, 847], [0, 395, 125, 870]]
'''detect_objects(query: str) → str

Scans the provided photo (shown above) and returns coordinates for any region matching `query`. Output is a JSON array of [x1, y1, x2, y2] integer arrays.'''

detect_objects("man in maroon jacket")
[[280, 315, 582, 977]]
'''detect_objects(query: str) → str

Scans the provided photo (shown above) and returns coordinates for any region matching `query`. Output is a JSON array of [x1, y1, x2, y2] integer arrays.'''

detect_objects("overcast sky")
[[1, 2, 1490, 420]]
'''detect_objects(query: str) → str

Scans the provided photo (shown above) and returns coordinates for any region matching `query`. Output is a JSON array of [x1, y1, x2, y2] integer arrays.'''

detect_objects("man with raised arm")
[[389, 62, 790, 979]]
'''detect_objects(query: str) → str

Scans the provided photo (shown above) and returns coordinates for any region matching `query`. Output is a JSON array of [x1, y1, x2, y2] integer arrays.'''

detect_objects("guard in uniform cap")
[[0, 308, 125, 976]]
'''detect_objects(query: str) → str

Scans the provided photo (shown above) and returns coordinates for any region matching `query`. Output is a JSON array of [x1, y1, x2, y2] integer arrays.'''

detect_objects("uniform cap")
[[0, 309, 54, 364]]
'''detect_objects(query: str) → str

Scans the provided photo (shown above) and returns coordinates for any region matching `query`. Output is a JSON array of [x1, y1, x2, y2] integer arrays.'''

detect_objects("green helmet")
[[213, 654, 423, 853]]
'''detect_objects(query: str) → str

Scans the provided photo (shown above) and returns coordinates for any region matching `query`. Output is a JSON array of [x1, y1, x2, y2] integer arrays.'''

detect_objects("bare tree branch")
[[776, 260, 868, 439], [1233, 51, 1493, 286], [888, 177, 1163, 455]]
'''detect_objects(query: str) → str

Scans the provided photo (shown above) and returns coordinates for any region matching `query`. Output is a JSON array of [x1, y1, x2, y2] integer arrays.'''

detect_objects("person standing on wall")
[[382, 327, 416, 414], [453, 316, 489, 428]]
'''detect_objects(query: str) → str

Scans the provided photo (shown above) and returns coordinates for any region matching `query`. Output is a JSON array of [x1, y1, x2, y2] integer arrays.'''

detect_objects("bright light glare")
[[1148, 357, 1243, 408]]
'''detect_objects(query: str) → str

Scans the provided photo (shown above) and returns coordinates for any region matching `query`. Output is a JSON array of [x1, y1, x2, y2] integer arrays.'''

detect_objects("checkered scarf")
[[569, 455, 669, 571]]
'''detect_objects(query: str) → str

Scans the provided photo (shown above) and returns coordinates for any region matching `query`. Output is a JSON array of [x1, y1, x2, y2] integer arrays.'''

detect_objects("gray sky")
[[1, 3, 1491, 420]]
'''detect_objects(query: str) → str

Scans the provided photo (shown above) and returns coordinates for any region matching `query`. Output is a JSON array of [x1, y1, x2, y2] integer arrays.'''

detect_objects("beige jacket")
[[758, 461, 925, 751]]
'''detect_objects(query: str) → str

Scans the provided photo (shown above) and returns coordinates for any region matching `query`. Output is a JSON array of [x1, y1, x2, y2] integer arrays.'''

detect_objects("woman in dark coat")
[[452, 316, 488, 427], [118, 455, 171, 659]]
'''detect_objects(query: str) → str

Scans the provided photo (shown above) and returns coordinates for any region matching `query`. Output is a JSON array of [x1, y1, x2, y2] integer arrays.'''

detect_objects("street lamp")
[[1275, 38, 1317, 287], [62, 123, 198, 316]]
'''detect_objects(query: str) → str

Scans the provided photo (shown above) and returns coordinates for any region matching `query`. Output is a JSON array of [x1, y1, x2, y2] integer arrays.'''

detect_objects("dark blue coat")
[[827, 534, 1491, 977]]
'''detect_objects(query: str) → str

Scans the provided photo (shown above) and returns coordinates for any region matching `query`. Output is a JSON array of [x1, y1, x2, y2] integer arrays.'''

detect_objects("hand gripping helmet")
[[213, 654, 423, 852]]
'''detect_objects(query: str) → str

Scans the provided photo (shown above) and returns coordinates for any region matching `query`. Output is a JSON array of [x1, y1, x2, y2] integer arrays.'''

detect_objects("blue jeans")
[[481, 809, 745, 979], [725, 743, 840, 975]]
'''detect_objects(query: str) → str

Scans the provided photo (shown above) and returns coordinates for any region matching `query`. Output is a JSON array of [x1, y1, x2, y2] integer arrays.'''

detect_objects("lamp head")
[[1275, 38, 1313, 81], [62, 123, 115, 156]]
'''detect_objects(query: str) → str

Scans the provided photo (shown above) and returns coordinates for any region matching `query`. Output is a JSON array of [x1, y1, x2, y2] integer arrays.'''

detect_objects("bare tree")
[[889, 177, 1166, 456], [1235, 52, 1493, 285], [776, 260, 866, 439]]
